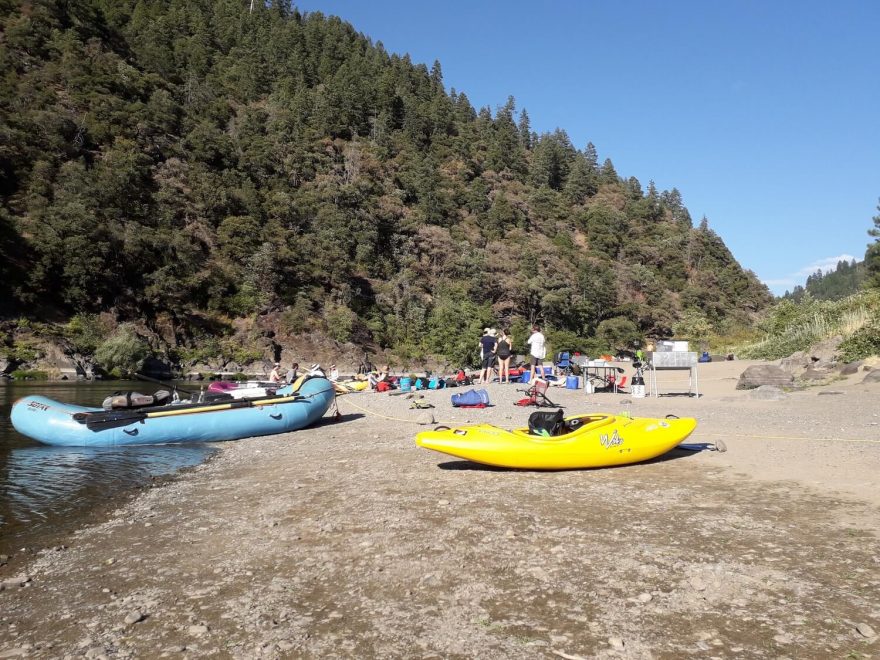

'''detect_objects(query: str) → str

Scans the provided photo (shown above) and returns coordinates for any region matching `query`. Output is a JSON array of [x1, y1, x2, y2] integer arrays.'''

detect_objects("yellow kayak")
[[415, 413, 697, 470]]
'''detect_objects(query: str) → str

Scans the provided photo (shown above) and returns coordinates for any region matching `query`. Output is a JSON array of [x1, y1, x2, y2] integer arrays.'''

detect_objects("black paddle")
[[134, 372, 196, 396]]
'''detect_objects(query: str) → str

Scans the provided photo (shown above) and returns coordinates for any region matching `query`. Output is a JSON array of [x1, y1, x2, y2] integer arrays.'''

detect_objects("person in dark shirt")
[[477, 328, 498, 384]]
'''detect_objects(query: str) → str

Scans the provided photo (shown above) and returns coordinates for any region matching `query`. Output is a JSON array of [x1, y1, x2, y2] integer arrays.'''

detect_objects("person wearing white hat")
[[269, 361, 283, 383], [307, 363, 326, 377]]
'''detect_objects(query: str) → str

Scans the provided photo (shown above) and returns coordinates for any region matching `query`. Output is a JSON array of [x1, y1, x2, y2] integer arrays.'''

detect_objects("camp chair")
[[515, 378, 559, 407], [615, 375, 628, 393], [555, 351, 572, 375]]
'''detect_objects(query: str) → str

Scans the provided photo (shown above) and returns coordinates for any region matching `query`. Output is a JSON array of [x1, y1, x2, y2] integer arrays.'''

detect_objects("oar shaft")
[[79, 394, 305, 427], [141, 395, 302, 419], [134, 373, 195, 395]]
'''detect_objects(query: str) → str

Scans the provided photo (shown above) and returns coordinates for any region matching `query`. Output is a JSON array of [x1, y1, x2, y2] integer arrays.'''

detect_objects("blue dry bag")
[[450, 389, 490, 407]]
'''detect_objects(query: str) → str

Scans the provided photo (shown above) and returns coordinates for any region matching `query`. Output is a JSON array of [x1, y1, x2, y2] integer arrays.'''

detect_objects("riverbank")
[[1, 360, 878, 658]]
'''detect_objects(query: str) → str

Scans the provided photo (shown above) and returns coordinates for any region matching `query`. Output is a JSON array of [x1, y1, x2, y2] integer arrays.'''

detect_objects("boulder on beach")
[[839, 360, 864, 375], [737, 365, 794, 390], [862, 369, 880, 384], [800, 366, 833, 381]]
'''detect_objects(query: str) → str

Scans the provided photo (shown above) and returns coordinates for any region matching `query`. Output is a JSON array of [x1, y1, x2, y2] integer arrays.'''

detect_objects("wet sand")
[[1, 360, 878, 658]]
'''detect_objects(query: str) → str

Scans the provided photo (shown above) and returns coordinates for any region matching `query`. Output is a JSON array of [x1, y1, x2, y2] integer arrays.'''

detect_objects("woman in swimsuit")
[[496, 330, 513, 383]]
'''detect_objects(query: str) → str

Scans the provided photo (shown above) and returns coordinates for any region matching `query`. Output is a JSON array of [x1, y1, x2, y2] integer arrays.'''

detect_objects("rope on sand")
[[701, 431, 880, 445], [338, 395, 444, 425], [340, 397, 880, 444]]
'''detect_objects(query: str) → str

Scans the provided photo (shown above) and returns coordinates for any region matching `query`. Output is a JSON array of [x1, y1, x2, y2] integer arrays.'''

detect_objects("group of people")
[[268, 361, 339, 385], [476, 325, 547, 384], [264, 323, 551, 390]]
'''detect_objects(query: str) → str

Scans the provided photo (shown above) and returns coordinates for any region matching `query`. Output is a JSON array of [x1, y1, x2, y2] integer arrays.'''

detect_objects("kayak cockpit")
[[514, 412, 616, 439]]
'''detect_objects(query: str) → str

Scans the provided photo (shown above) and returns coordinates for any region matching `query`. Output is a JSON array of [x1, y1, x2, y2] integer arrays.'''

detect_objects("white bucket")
[[631, 377, 646, 398], [584, 380, 594, 394]]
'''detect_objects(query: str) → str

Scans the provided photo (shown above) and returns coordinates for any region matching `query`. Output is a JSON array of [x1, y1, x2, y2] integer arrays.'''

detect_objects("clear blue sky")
[[295, 1, 880, 295]]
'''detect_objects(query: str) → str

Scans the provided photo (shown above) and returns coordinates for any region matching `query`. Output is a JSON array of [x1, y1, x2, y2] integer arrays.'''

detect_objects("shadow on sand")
[[312, 413, 365, 427], [435, 442, 722, 472]]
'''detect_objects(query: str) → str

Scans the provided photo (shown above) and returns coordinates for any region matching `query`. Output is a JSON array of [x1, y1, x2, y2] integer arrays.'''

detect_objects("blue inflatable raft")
[[10, 377, 335, 447]]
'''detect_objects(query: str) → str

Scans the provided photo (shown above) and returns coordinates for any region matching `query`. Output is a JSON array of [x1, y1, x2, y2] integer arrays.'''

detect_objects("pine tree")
[[430, 59, 443, 92], [583, 142, 599, 171], [518, 108, 532, 149], [865, 198, 880, 289], [563, 153, 595, 204], [600, 158, 618, 185], [486, 96, 526, 175]]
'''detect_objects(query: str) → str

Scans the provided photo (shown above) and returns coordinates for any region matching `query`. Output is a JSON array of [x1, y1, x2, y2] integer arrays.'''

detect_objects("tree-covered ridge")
[[0, 0, 771, 365], [782, 259, 867, 302]]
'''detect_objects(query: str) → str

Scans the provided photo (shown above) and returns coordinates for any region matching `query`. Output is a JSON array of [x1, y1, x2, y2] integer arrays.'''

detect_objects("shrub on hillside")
[[737, 292, 878, 360], [837, 319, 880, 362], [94, 325, 149, 376]]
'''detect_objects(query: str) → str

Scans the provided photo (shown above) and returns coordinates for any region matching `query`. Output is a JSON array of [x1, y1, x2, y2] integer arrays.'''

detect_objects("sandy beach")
[[1, 359, 878, 658]]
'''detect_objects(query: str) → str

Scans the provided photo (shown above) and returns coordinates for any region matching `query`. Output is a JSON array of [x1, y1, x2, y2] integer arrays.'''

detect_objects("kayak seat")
[[528, 409, 566, 437]]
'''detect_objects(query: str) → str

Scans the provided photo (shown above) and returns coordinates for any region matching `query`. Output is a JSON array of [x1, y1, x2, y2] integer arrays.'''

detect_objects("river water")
[[0, 380, 216, 555]]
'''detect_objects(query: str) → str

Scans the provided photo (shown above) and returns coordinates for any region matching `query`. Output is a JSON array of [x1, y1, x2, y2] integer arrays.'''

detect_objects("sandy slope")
[[1, 360, 878, 658]]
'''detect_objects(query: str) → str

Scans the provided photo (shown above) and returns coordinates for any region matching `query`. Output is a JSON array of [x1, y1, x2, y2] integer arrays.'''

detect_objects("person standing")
[[527, 325, 546, 382], [496, 329, 513, 383], [477, 328, 498, 384]]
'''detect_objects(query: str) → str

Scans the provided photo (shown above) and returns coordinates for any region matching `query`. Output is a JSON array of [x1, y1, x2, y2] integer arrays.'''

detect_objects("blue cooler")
[[399, 377, 412, 392], [566, 375, 580, 389], [520, 371, 531, 384]]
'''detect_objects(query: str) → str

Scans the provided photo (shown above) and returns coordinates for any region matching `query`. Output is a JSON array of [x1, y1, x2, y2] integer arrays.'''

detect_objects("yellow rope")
[[340, 396, 880, 444], [339, 395, 446, 425], [700, 431, 880, 445]]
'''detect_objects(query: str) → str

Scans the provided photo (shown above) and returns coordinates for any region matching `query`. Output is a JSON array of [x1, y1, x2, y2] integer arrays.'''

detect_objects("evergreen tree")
[[584, 142, 599, 171], [866, 198, 880, 290], [600, 158, 618, 185], [485, 96, 526, 176], [563, 153, 595, 204], [517, 108, 532, 150]]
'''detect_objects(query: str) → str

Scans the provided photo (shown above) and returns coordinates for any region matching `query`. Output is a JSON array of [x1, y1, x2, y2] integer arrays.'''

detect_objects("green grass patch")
[[10, 369, 49, 380]]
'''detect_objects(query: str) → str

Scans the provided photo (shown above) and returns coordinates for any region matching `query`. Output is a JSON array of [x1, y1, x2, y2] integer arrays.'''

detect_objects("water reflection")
[[0, 380, 216, 553], [0, 444, 214, 546]]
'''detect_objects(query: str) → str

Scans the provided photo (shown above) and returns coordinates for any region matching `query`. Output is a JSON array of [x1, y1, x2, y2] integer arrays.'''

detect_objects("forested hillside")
[[783, 259, 866, 302], [0, 0, 771, 368]]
